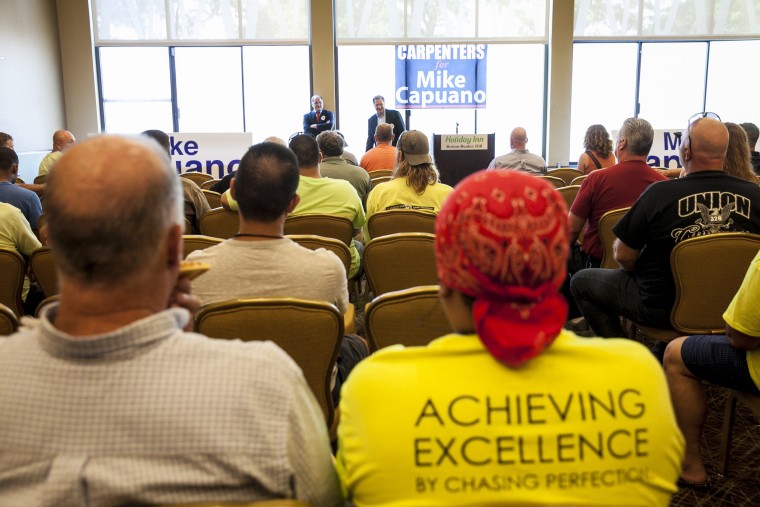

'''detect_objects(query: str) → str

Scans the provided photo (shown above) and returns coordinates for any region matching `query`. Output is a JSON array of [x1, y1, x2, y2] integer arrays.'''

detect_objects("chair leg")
[[718, 392, 738, 476]]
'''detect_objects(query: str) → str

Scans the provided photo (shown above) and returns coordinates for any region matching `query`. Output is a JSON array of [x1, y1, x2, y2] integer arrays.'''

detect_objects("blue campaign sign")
[[395, 44, 488, 109]]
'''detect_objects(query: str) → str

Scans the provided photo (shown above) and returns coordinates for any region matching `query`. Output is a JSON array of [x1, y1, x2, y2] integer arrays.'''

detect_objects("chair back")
[[669, 233, 760, 334], [370, 176, 393, 188], [365, 285, 449, 352], [30, 247, 58, 297], [570, 175, 587, 186], [182, 235, 224, 259], [199, 208, 240, 239], [363, 233, 437, 298], [556, 185, 581, 210], [200, 178, 220, 190], [598, 207, 630, 269], [36, 295, 59, 317], [0, 303, 18, 336], [538, 175, 565, 188], [163, 501, 313, 507], [180, 172, 214, 185], [284, 214, 353, 246], [369, 169, 393, 178], [547, 168, 584, 186], [195, 298, 343, 426], [201, 189, 222, 209], [33, 174, 48, 185], [286, 235, 351, 276], [0, 247, 25, 316], [367, 209, 437, 239]]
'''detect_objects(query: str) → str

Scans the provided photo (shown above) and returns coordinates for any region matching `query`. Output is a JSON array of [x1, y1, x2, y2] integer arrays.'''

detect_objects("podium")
[[433, 133, 495, 187]]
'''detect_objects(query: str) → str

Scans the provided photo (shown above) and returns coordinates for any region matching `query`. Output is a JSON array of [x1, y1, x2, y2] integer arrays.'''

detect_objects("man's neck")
[[300, 166, 321, 178], [236, 218, 285, 240], [616, 153, 647, 164], [53, 283, 168, 337]]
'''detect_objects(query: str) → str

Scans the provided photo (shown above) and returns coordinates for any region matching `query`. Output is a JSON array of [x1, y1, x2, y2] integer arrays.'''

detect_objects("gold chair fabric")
[[363, 232, 437, 298], [284, 215, 353, 246], [547, 167, 584, 186], [635, 232, 760, 342], [365, 285, 449, 352], [182, 235, 223, 259], [200, 178, 220, 190], [538, 175, 565, 188], [195, 298, 343, 426], [0, 247, 26, 317], [202, 189, 222, 209], [598, 207, 630, 269], [570, 175, 587, 186], [555, 185, 581, 211], [180, 172, 214, 185], [30, 247, 58, 298], [199, 208, 240, 239], [366, 209, 436, 239], [0, 302, 18, 335]]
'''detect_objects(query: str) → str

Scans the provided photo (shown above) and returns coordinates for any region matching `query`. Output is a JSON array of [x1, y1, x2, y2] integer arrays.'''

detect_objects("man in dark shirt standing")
[[571, 114, 760, 337]]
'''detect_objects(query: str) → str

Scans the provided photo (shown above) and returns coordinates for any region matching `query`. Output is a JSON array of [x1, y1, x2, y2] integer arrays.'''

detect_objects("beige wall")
[[0, 0, 66, 154]]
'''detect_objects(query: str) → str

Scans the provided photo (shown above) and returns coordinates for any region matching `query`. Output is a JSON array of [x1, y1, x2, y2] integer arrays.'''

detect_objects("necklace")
[[233, 233, 283, 240]]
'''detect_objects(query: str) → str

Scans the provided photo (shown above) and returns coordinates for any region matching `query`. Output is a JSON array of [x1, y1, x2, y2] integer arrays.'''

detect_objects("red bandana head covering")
[[435, 170, 569, 367]]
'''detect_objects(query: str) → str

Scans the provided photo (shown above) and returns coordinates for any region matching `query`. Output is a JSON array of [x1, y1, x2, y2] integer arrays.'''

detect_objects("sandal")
[[677, 477, 712, 491]]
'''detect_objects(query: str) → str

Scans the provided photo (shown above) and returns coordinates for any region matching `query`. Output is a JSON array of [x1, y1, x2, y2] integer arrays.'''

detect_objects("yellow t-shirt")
[[337, 331, 684, 507], [723, 250, 760, 388]]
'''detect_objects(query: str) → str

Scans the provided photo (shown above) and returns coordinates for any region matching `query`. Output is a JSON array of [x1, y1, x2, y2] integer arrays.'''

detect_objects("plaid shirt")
[[0, 305, 341, 507]]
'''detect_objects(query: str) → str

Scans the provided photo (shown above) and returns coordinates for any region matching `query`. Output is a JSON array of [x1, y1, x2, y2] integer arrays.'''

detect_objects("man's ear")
[[229, 178, 236, 200], [167, 223, 183, 269], [286, 194, 301, 214]]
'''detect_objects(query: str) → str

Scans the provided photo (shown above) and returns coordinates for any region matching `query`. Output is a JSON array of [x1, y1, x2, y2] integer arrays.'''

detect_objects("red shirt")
[[570, 160, 667, 259]]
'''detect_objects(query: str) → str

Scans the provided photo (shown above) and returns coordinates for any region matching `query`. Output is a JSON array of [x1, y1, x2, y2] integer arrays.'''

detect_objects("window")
[[99, 47, 173, 133]]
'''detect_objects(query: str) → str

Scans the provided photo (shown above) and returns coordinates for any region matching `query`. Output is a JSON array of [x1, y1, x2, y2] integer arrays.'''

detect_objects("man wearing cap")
[[364, 130, 453, 238], [317, 131, 371, 204], [366, 95, 406, 151], [337, 169, 684, 506], [487, 127, 547, 175]]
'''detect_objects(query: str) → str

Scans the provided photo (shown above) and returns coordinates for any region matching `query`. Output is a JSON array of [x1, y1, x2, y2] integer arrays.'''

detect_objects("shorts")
[[681, 335, 760, 394]]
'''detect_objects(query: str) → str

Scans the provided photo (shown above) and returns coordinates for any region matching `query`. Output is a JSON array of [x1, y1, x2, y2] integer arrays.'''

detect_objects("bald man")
[[571, 115, 760, 338], [487, 127, 547, 174], [0, 136, 341, 506], [37, 129, 76, 177]]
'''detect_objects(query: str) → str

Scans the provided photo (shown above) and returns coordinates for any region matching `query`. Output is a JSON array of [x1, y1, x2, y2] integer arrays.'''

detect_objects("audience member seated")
[[723, 122, 759, 184], [664, 249, 760, 490], [740, 122, 760, 175], [336, 131, 360, 166], [142, 129, 210, 233], [0, 132, 13, 149], [0, 147, 42, 231], [188, 141, 368, 401], [571, 114, 760, 338], [317, 131, 371, 203], [37, 129, 75, 177], [364, 130, 453, 239], [487, 127, 547, 175], [360, 124, 397, 172], [0, 135, 341, 506], [210, 136, 286, 194], [222, 135, 366, 279], [568, 118, 666, 271], [0, 202, 42, 308], [337, 169, 685, 506], [577, 124, 616, 174]]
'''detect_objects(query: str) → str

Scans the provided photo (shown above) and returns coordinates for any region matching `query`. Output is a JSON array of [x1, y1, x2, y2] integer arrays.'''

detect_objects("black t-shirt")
[[210, 171, 235, 194], [613, 171, 760, 309]]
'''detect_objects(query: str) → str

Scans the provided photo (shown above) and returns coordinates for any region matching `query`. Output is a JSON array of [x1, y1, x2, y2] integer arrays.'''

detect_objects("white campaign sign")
[[170, 132, 254, 179], [612, 129, 682, 169]]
